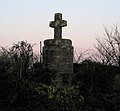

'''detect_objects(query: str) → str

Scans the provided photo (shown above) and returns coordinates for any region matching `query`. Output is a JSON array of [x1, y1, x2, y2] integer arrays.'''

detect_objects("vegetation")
[[95, 25, 120, 66]]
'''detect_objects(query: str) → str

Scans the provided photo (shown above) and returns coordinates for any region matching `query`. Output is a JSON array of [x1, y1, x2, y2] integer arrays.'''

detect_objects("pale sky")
[[0, 0, 120, 53]]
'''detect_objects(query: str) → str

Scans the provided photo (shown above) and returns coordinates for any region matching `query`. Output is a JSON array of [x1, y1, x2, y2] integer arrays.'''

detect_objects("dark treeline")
[[0, 41, 120, 111]]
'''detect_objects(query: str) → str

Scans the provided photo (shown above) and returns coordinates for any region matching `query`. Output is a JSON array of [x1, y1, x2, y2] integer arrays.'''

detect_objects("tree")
[[95, 25, 120, 66], [74, 48, 92, 63], [0, 47, 11, 76], [10, 41, 34, 78]]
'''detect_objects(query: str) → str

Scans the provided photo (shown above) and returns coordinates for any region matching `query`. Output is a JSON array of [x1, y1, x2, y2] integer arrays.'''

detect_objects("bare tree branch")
[[95, 24, 120, 66]]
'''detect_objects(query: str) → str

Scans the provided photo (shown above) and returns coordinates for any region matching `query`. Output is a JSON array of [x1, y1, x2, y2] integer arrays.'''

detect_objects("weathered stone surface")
[[43, 13, 73, 88], [49, 13, 67, 39]]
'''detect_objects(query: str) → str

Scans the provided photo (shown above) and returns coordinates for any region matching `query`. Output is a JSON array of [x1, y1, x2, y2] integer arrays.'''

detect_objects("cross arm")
[[49, 21, 55, 28], [49, 20, 67, 28], [61, 20, 67, 27]]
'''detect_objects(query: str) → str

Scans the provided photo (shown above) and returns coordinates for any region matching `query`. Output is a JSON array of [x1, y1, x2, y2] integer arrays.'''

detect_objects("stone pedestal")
[[43, 39, 73, 87]]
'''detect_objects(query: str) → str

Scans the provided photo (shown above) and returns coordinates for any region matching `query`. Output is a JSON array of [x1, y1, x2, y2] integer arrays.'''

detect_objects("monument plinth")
[[43, 13, 73, 88]]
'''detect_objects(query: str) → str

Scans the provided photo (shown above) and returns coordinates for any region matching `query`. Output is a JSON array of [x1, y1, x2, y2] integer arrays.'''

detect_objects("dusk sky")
[[0, 0, 120, 53]]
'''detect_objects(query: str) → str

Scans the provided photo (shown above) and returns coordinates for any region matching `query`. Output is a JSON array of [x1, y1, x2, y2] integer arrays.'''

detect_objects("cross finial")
[[50, 13, 67, 39]]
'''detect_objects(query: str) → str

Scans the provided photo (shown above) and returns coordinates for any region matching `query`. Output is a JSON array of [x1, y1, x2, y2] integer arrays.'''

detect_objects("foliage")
[[73, 60, 120, 110], [0, 40, 120, 110], [0, 47, 11, 76], [35, 84, 84, 111], [10, 41, 34, 78]]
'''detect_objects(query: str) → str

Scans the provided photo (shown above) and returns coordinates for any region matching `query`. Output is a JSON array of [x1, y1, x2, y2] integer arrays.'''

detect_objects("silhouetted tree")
[[95, 25, 120, 66], [74, 48, 92, 63], [10, 41, 34, 78], [0, 47, 11, 76]]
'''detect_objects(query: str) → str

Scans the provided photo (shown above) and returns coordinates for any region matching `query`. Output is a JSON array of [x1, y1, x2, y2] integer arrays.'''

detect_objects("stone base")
[[43, 39, 73, 88]]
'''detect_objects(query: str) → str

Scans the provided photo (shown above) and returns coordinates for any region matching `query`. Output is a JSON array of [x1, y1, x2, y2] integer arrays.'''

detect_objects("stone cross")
[[50, 13, 67, 39]]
